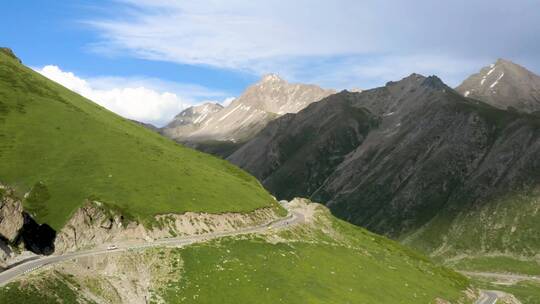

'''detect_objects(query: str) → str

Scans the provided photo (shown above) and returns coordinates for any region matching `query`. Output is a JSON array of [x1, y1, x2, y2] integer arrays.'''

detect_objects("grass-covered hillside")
[[0, 48, 276, 230], [403, 187, 540, 273], [0, 200, 474, 304]]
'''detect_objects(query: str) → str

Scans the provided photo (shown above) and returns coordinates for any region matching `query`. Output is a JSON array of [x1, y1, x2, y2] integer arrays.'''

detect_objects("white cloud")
[[35, 65, 204, 126], [85, 0, 540, 89]]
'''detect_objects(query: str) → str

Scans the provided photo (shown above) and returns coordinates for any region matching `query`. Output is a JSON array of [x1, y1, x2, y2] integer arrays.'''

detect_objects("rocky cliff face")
[[229, 74, 540, 257], [0, 186, 59, 266], [456, 59, 540, 113], [0, 186, 24, 267], [0, 187, 24, 242], [161, 75, 334, 157]]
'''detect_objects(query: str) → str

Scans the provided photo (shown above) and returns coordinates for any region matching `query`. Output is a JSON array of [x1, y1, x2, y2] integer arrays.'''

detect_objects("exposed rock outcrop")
[[0, 186, 25, 267], [0, 187, 24, 242], [54, 201, 281, 253]]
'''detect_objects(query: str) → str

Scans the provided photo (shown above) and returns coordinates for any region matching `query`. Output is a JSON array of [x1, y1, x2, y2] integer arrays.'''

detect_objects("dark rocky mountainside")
[[229, 74, 540, 258], [456, 59, 540, 113]]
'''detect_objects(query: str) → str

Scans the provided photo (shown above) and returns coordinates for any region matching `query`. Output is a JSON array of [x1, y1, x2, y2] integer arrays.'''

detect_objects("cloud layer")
[[36, 65, 230, 126], [87, 0, 540, 88]]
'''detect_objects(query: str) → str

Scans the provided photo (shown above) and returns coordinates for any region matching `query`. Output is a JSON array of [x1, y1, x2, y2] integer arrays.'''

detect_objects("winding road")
[[464, 270, 536, 304], [0, 210, 304, 286], [475, 290, 500, 304]]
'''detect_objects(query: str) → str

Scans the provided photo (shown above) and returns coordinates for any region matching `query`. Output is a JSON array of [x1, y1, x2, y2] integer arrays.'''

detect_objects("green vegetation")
[[405, 188, 540, 259], [0, 274, 94, 304], [449, 256, 540, 276], [0, 50, 277, 229], [194, 140, 246, 158], [24, 182, 51, 218], [158, 238, 469, 304], [153, 203, 470, 304]]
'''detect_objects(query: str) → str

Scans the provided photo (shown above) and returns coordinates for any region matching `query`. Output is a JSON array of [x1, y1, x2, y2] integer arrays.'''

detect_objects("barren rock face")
[[0, 189, 24, 242], [457, 59, 540, 113], [0, 187, 25, 267]]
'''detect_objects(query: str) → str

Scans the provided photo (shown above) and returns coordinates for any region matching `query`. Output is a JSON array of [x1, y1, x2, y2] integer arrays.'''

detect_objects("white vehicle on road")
[[107, 245, 118, 250]]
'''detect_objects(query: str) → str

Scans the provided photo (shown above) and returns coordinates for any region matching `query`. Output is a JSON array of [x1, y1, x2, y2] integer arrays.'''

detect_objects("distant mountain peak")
[[421, 75, 448, 90], [456, 59, 540, 112], [164, 102, 223, 129], [260, 73, 284, 83], [386, 73, 426, 87], [495, 58, 515, 65]]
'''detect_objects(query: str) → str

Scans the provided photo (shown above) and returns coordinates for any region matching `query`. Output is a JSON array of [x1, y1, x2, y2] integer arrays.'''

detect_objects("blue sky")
[[1, 0, 539, 125]]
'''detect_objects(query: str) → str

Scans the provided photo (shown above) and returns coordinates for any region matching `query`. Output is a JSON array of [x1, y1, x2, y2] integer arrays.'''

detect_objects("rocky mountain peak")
[[386, 73, 426, 87], [260, 73, 284, 84], [349, 88, 363, 93], [421, 75, 448, 90], [164, 102, 223, 129], [456, 59, 540, 112]]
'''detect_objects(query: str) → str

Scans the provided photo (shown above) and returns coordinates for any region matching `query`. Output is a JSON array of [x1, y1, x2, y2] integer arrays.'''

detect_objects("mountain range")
[[228, 61, 540, 262]]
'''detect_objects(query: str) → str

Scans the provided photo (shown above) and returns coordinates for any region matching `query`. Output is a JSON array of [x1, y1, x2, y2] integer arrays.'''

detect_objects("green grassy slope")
[[403, 188, 540, 263], [0, 201, 473, 304], [0, 276, 89, 304], [160, 229, 470, 303], [0, 49, 276, 229]]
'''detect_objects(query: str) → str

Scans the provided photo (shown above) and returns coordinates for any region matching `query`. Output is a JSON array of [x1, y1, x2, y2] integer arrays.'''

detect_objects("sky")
[[1, 0, 539, 126]]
